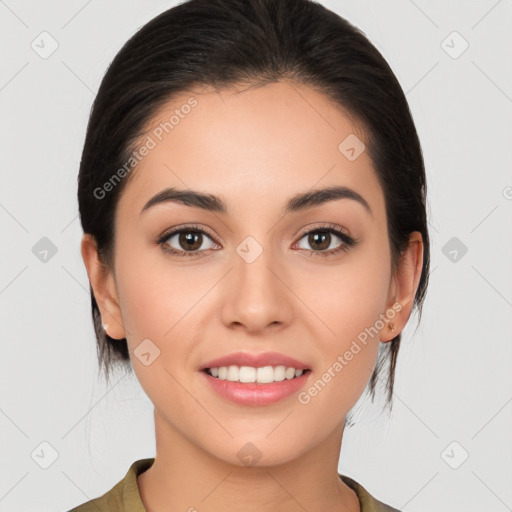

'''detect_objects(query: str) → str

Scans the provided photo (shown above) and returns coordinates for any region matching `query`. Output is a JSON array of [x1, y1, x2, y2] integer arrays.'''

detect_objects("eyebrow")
[[140, 185, 372, 217]]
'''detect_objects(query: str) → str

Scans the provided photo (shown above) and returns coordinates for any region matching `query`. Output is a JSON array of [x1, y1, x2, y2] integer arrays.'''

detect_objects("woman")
[[71, 0, 430, 510]]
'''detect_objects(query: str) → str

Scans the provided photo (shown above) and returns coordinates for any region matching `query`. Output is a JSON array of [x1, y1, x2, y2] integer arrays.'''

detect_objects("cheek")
[[113, 254, 201, 412], [114, 234, 197, 337], [113, 241, 215, 381], [299, 247, 391, 409], [304, 240, 391, 340], [116, 271, 169, 338]]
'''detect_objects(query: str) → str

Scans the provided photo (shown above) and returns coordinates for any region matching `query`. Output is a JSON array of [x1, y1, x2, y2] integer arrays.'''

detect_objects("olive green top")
[[68, 458, 400, 512]]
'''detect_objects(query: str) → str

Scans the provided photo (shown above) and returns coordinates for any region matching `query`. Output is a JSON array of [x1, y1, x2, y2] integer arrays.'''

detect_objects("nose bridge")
[[221, 231, 292, 330], [234, 232, 279, 296]]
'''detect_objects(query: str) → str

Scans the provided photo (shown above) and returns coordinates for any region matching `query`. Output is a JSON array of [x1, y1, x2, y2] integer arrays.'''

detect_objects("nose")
[[220, 240, 294, 334]]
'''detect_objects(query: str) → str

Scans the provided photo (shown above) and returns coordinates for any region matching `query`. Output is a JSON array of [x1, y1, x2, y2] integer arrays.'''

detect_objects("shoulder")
[[339, 474, 402, 512], [67, 458, 155, 512], [68, 492, 121, 512]]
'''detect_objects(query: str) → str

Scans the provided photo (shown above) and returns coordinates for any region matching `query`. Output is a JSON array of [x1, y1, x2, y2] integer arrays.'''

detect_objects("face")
[[87, 80, 413, 467]]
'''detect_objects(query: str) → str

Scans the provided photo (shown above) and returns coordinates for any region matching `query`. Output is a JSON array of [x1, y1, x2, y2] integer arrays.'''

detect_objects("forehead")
[[119, 81, 384, 218]]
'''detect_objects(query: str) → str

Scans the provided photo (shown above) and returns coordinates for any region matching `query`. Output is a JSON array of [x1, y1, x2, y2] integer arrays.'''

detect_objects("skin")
[[81, 80, 423, 512]]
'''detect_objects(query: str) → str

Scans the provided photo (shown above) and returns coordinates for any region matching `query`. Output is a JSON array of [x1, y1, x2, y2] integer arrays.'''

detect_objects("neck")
[[137, 409, 360, 512]]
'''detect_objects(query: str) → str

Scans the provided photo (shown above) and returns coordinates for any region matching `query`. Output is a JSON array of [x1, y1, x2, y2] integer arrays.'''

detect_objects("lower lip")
[[200, 370, 311, 406]]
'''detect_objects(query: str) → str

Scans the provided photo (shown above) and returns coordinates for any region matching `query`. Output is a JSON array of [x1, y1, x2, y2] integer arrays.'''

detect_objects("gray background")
[[1, 0, 511, 511]]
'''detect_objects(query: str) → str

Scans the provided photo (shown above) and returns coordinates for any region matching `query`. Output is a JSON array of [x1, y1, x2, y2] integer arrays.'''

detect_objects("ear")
[[80, 233, 126, 340], [380, 231, 424, 342]]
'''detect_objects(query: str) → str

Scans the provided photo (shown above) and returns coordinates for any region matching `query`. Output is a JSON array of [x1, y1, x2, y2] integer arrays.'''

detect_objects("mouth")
[[200, 365, 312, 406]]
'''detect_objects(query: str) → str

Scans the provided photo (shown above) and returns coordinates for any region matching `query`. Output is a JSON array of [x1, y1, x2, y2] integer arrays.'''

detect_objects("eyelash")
[[156, 223, 358, 259]]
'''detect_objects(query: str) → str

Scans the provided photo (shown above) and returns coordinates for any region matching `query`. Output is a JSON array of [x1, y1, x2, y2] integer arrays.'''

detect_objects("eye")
[[157, 224, 219, 257], [294, 224, 357, 257]]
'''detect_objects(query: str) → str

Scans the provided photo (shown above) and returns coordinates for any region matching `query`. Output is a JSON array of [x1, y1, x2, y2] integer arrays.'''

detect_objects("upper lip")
[[200, 351, 310, 371]]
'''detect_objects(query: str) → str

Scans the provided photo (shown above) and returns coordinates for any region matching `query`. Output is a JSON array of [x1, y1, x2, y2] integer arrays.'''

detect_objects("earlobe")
[[380, 231, 424, 343], [380, 310, 399, 343], [80, 234, 126, 340]]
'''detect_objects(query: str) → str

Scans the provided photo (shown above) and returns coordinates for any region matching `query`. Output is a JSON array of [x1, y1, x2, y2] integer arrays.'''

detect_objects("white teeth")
[[206, 365, 306, 383], [257, 366, 274, 383], [239, 366, 256, 382], [285, 367, 296, 379]]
